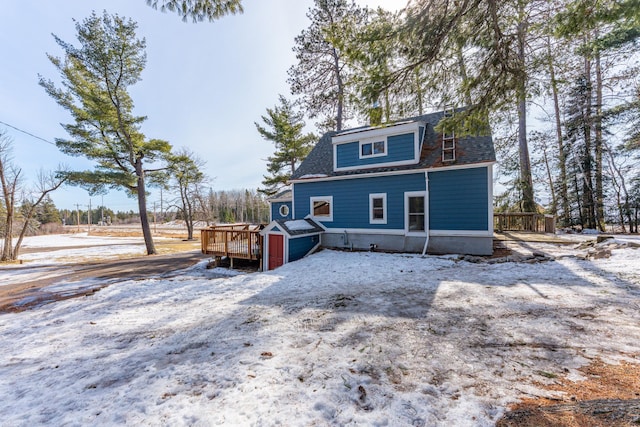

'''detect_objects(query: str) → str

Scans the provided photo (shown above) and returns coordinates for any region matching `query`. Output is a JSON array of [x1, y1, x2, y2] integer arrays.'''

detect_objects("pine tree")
[[145, 0, 243, 22], [40, 11, 171, 255], [288, 0, 368, 132], [36, 195, 61, 224], [255, 96, 316, 196]]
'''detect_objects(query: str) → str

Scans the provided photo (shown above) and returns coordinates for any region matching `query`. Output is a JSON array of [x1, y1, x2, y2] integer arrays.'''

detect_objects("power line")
[[0, 120, 57, 146]]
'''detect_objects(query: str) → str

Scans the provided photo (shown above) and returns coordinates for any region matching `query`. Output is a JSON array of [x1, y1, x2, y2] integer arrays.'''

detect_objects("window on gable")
[[360, 139, 386, 158], [310, 196, 333, 221], [369, 193, 387, 224]]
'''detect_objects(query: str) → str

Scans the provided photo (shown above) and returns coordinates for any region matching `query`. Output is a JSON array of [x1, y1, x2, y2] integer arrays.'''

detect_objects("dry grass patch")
[[498, 358, 640, 426]]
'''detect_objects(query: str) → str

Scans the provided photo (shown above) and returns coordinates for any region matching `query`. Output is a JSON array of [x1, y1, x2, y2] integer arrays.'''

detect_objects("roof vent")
[[442, 107, 455, 162]]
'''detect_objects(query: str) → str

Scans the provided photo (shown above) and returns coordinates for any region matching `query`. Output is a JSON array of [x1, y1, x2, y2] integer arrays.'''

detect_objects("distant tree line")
[[199, 189, 270, 224]]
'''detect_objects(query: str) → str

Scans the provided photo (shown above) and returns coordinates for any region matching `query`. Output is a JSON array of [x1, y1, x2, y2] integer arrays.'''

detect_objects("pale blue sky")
[[0, 0, 402, 211]]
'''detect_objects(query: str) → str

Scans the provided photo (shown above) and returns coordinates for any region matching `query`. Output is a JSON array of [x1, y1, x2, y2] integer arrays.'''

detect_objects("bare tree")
[[0, 130, 67, 261]]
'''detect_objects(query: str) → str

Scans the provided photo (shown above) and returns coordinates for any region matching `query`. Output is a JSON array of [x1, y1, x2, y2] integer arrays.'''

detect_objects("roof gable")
[[291, 110, 495, 181]]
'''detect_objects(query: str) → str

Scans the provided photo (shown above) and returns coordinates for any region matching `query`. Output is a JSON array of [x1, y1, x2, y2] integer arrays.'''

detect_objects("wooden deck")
[[200, 224, 263, 265]]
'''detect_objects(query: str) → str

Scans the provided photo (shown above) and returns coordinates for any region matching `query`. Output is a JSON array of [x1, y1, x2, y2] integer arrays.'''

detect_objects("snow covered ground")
[[0, 234, 639, 425], [17, 233, 148, 265]]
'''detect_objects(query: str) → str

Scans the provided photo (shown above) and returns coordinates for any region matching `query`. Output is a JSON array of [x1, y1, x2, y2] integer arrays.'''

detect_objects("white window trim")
[[369, 193, 387, 224], [332, 121, 422, 144], [278, 204, 290, 218], [404, 191, 427, 236], [359, 137, 388, 159], [310, 196, 333, 222]]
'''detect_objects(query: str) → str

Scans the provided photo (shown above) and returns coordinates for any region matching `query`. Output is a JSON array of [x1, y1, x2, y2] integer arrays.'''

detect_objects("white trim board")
[[332, 121, 424, 144], [292, 161, 497, 184]]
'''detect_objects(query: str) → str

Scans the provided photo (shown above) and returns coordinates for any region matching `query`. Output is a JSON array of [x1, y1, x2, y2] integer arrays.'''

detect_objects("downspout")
[[421, 171, 430, 256]]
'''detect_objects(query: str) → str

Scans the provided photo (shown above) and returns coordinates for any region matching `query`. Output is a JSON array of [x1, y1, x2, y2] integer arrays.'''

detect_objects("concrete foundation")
[[321, 232, 492, 256]]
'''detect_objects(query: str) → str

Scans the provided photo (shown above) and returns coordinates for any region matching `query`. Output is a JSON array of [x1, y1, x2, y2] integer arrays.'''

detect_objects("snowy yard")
[[1, 234, 639, 425]]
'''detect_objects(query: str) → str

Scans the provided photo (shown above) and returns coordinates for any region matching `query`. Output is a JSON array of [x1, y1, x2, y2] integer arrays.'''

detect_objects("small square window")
[[313, 200, 330, 216], [360, 139, 386, 158], [310, 196, 333, 221]]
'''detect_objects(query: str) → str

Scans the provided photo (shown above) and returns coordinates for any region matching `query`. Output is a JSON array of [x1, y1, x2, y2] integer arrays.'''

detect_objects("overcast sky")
[[0, 0, 403, 212]]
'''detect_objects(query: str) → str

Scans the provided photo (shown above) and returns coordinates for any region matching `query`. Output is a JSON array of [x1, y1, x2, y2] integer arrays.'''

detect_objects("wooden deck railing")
[[494, 213, 556, 234], [201, 224, 263, 260]]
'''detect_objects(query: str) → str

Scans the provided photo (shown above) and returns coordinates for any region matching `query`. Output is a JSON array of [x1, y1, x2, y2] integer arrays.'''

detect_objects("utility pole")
[[153, 201, 157, 234], [101, 195, 104, 226], [88, 199, 91, 234], [160, 188, 163, 223]]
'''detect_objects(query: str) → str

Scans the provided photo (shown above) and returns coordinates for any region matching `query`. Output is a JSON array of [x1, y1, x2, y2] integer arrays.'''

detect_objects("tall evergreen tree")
[[555, 0, 640, 230], [255, 96, 316, 196], [36, 195, 61, 224], [395, 0, 546, 212], [288, 0, 368, 132], [40, 11, 171, 255], [146, 0, 243, 22]]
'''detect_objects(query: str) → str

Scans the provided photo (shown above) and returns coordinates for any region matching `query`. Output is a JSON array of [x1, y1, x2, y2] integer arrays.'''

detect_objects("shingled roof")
[[291, 110, 495, 180]]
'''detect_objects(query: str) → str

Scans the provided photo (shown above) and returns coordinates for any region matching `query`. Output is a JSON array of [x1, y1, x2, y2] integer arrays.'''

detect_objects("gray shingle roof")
[[291, 110, 495, 180], [268, 188, 292, 202], [275, 218, 325, 236]]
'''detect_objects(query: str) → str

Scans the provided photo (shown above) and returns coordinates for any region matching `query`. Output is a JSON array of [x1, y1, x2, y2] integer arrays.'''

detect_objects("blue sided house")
[[262, 109, 496, 270]]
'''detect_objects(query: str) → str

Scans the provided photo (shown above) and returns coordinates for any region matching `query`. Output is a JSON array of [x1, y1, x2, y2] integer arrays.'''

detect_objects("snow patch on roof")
[[284, 219, 316, 231]]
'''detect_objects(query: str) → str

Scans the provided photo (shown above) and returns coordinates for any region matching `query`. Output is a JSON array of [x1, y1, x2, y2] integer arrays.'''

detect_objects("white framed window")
[[359, 138, 387, 159], [279, 204, 290, 217], [369, 193, 387, 224], [405, 191, 426, 235], [310, 196, 333, 221]]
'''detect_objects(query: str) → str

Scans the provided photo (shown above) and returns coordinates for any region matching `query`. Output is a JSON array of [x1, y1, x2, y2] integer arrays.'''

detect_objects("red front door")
[[268, 234, 284, 270]]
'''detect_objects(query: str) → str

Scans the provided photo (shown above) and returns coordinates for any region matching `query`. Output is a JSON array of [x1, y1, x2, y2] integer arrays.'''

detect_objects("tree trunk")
[[517, 21, 535, 213], [594, 47, 605, 231], [582, 53, 596, 229], [456, 38, 472, 106], [547, 36, 570, 226], [0, 159, 15, 261], [1, 207, 13, 262], [541, 139, 557, 216], [135, 158, 156, 255], [574, 172, 583, 227], [414, 68, 424, 115], [333, 47, 344, 131], [183, 188, 195, 240]]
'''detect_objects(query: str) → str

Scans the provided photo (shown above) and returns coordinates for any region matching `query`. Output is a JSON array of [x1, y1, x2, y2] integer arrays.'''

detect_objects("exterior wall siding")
[[293, 173, 426, 229], [335, 132, 416, 169], [270, 201, 292, 221], [289, 235, 320, 262], [429, 167, 489, 230]]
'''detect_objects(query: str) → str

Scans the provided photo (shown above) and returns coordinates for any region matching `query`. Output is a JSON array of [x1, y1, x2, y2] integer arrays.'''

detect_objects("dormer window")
[[332, 120, 424, 172], [360, 139, 386, 158]]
